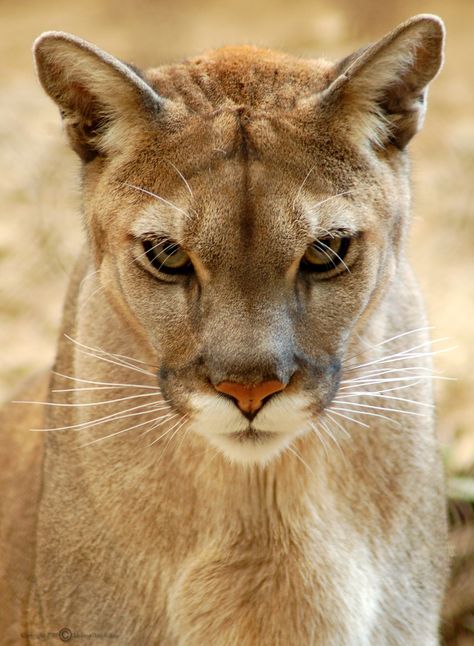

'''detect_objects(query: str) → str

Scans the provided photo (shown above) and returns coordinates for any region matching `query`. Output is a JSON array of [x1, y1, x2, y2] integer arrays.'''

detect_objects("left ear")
[[322, 14, 445, 149]]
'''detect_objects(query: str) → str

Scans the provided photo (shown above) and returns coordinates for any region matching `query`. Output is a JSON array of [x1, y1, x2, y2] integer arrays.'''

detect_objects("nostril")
[[214, 380, 286, 416]]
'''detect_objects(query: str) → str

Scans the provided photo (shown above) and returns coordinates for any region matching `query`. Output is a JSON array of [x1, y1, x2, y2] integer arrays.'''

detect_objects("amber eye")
[[301, 237, 351, 273], [142, 239, 193, 275]]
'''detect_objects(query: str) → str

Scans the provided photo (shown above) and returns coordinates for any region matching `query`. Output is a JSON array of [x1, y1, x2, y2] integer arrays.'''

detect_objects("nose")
[[215, 379, 286, 417]]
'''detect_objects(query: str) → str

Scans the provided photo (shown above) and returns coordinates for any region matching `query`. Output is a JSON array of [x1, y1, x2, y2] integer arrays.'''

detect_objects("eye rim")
[[300, 235, 352, 275], [141, 237, 194, 275]]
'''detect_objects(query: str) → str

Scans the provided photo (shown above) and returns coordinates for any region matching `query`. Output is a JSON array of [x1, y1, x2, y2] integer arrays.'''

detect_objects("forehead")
[[146, 45, 334, 114], [114, 47, 376, 252]]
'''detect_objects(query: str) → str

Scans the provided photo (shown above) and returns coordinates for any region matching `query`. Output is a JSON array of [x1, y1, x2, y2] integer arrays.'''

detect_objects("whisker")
[[345, 339, 454, 372], [104, 350, 158, 370], [125, 183, 192, 220], [148, 414, 189, 448], [309, 422, 330, 458], [138, 412, 178, 438], [78, 268, 101, 292], [81, 412, 177, 447], [342, 366, 432, 380], [15, 391, 164, 408], [74, 346, 156, 378], [286, 445, 316, 476], [335, 392, 434, 407], [323, 411, 352, 439], [307, 189, 357, 213], [330, 406, 401, 425], [31, 401, 169, 432], [344, 326, 434, 365], [333, 399, 428, 417], [166, 160, 194, 198], [317, 239, 351, 274], [51, 371, 159, 390], [327, 410, 370, 429], [356, 380, 425, 395], [177, 423, 195, 456], [52, 385, 164, 393], [318, 417, 345, 458], [292, 165, 315, 212], [339, 375, 455, 390], [65, 335, 156, 377], [314, 226, 336, 239]]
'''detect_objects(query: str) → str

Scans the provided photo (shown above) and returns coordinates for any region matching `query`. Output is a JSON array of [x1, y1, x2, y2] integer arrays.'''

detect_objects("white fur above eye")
[[188, 391, 312, 465]]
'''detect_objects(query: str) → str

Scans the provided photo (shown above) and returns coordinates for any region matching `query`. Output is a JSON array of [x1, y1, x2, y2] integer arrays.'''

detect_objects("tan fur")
[[1, 15, 448, 644]]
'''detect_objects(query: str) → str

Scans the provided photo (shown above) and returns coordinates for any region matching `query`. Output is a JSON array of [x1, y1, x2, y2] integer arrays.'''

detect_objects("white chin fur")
[[188, 392, 311, 465]]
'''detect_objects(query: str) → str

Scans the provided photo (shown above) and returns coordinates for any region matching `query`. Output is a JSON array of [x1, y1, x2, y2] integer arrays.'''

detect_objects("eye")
[[142, 238, 193, 275], [300, 236, 351, 273]]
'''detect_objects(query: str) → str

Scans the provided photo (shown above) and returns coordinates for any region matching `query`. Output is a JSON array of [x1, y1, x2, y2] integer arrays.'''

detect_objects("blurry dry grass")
[[1, 0, 473, 640]]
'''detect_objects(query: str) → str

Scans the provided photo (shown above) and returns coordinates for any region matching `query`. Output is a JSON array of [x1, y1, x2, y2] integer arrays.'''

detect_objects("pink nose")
[[215, 380, 286, 415]]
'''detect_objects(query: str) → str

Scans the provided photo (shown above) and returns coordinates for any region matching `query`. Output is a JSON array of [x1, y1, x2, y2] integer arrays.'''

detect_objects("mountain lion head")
[[34, 15, 444, 464]]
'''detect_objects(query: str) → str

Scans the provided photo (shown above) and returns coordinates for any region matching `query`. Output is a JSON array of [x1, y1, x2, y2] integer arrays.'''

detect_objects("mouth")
[[189, 391, 310, 464], [228, 427, 276, 443]]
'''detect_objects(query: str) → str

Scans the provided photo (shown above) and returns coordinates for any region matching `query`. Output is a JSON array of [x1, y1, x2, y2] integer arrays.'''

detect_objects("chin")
[[188, 392, 311, 466]]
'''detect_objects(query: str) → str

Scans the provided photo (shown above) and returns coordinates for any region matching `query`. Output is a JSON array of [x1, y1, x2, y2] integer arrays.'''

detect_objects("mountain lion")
[[0, 14, 448, 645]]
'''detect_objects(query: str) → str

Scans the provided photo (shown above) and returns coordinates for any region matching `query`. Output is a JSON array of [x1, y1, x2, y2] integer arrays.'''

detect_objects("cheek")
[[296, 257, 383, 355], [117, 263, 199, 364]]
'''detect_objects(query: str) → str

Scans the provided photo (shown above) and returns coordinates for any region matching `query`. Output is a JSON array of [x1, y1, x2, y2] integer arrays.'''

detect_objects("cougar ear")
[[322, 14, 445, 149], [34, 32, 162, 161]]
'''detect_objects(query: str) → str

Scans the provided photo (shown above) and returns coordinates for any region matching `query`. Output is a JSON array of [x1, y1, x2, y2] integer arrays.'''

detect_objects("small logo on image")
[[59, 627, 73, 642]]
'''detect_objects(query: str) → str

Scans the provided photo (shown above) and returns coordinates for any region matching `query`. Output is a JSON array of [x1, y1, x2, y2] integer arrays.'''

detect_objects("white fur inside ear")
[[188, 392, 311, 465], [323, 15, 445, 148]]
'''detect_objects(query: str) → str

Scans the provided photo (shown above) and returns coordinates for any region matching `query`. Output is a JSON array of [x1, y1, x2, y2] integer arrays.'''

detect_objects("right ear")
[[34, 32, 162, 162]]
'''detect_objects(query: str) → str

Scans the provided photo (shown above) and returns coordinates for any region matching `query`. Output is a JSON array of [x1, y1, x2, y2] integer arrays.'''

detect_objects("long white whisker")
[[286, 445, 316, 476], [327, 410, 370, 429], [307, 189, 356, 212], [15, 391, 164, 408], [339, 375, 455, 389], [137, 416, 181, 450], [323, 411, 351, 439], [355, 381, 425, 395], [149, 414, 189, 448], [318, 418, 344, 454], [166, 160, 194, 198], [74, 346, 156, 378], [346, 340, 453, 372], [81, 412, 177, 447], [333, 400, 428, 417], [51, 371, 158, 389], [330, 406, 401, 425], [125, 183, 192, 220], [52, 385, 164, 394], [103, 350, 158, 369], [292, 165, 315, 211], [342, 366, 432, 381], [31, 402, 169, 432], [309, 422, 330, 458], [317, 239, 351, 274], [335, 392, 434, 407], [65, 335, 156, 377], [344, 326, 434, 365]]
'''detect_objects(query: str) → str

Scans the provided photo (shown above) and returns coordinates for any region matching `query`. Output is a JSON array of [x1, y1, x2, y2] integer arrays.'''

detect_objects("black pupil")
[[143, 239, 192, 275]]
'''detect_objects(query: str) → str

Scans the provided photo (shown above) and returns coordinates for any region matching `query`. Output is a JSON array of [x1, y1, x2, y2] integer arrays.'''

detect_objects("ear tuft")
[[33, 32, 161, 161], [323, 15, 445, 149]]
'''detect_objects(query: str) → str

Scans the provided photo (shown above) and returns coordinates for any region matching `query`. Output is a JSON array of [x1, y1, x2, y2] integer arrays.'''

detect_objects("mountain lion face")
[[34, 18, 443, 463]]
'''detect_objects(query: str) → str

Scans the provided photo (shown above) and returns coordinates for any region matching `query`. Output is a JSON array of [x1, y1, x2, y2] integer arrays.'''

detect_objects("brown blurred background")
[[0, 0, 473, 640]]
